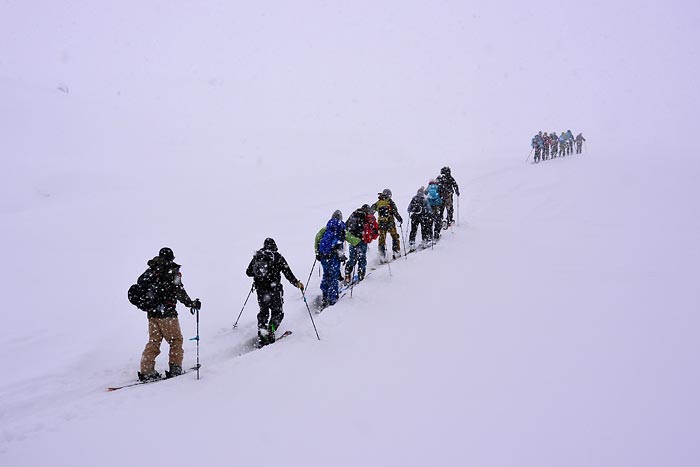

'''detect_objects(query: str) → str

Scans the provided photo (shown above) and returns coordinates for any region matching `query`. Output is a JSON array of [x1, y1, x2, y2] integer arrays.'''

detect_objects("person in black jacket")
[[246, 238, 304, 346], [138, 247, 201, 381], [407, 187, 432, 251], [436, 166, 460, 227]]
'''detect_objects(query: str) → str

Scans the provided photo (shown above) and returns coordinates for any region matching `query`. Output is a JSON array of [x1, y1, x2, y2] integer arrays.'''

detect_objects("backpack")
[[346, 210, 364, 237], [375, 199, 393, 221], [251, 250, 275, 280], [319, 218, 345, 255], [128, 269, 160, 311], [427, 184, 442, 207]]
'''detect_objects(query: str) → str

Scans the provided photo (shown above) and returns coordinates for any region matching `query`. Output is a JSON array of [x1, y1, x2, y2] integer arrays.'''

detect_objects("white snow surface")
[[2, 2, 700, 466]]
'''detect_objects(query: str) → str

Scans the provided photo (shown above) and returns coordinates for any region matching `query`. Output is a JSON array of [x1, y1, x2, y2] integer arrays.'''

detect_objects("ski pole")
[[233, 283, 254, 329], [195, 306, 200, 380], [350, 263, 357, 298], [188, 302, 201, 380], [457, 195, 460, 227], [304, 258, 317, 291], [399, 223, 408, 259], [300, 290, 321, 340], [525, 147, 534, 163]]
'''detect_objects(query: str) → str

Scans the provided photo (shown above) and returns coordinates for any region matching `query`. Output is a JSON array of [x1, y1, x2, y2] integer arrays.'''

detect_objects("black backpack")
[[252, 250, 275, 281], [128, 269, 160, 311]]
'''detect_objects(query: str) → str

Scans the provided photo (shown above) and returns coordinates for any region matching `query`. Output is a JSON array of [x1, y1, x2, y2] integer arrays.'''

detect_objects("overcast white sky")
[[2, 0, 698, 163]]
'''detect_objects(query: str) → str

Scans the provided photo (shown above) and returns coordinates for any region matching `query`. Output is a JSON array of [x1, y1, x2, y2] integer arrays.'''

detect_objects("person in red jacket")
[[344, 204, 379, 284]]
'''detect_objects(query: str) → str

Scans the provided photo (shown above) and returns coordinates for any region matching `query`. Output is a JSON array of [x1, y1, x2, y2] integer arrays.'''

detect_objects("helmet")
[[263, 238, 278, 251], [159, 247, 174, 261], [441, 166, 451, 175], [417, 186, 425, 195], [381, 188, 392, 198], [361, 204, 371, 214], [332, 209, 343, 221]]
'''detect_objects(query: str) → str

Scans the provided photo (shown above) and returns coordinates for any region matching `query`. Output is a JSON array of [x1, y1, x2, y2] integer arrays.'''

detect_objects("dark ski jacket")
[[246, 245, 299, 292], [408, 192, 431, 218], [437, 173, 460, 199], [139, 256, 194, 319]]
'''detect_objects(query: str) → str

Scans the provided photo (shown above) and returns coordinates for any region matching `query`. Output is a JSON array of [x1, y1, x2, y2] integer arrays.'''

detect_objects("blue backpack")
[[318, 218, 345, 255], [427, 183, 442, 207]]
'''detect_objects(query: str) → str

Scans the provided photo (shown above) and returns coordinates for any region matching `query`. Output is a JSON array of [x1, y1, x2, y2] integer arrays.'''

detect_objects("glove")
[[297, 281, 304, 291], [189, 298, 201, 314], [456, 190, 460, 197], [339, 254, 347, 263], [315, 254, 322, 261]]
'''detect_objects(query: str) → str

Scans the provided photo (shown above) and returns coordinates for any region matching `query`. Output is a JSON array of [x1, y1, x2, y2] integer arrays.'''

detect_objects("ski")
[[312, 291, 349, 313], [107, 365, 201, 392], [405, 244, 428, 256], [256, 330, 293, 348]]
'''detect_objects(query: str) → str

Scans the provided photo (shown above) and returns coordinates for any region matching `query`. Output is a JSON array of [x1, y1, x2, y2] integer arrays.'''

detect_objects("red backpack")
[[362, 214, 379, 244]]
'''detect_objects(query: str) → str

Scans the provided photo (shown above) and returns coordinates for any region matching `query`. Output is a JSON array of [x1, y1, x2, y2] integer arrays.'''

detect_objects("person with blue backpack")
[[559, 131, 568, 155], [314, 210, 347, 309], [426, 179, 443, 241], [566, 130, 575, 154]]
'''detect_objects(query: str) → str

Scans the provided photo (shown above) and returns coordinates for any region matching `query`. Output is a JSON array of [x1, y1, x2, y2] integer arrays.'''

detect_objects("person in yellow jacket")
[[371, 189, 403, 261]]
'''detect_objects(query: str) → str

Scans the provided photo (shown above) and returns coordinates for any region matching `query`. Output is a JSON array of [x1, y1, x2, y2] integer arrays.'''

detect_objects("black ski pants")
[[255, 286, 284, 332], [409, 214, 432, 244]]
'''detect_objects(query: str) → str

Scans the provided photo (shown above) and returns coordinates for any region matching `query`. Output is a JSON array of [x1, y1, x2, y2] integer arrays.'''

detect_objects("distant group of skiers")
[[531, 130, 586, 163], [127, 166, 460, 380]]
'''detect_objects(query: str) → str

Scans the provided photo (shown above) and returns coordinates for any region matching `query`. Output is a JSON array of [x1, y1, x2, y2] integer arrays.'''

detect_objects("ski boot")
[[137, 370, 162, 382], [378, 245, 387, 263], [258, 324, 271, 347], [165, 363, 183, 378]]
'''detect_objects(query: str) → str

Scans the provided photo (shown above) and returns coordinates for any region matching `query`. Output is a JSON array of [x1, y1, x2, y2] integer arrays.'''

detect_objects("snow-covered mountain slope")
[[2, 132, 698, 466], [2, 2, 700, 466]]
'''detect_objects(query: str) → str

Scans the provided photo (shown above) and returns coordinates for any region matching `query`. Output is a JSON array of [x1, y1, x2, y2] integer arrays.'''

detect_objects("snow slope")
[[1, 2, 699, 466], [2, 134, 699, 466]]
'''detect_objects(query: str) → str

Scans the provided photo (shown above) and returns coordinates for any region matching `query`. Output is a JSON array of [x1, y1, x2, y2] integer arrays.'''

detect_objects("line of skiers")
[[531, 130, 586, 163], [127, 167, 460, 379], [311, 166, 460, 314]]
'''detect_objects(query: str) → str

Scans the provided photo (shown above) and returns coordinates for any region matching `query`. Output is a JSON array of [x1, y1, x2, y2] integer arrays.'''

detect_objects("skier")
[[532, 132, 543, 163], [575, 133, 586, 154], [371, 189, 403, 261], [314, 210, 347, 308], [566, 129, 575, 155], [437, 166, 460, 227], [542, 132, 550, 160], [136, 247, 201, 382], [550, 132, 559, 158], [246, 238, 304, 346], [344, 204, 379, 285], [407, 186, 432, 251], [559, 132, 568, 155], [426, 179, 443, 241]]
